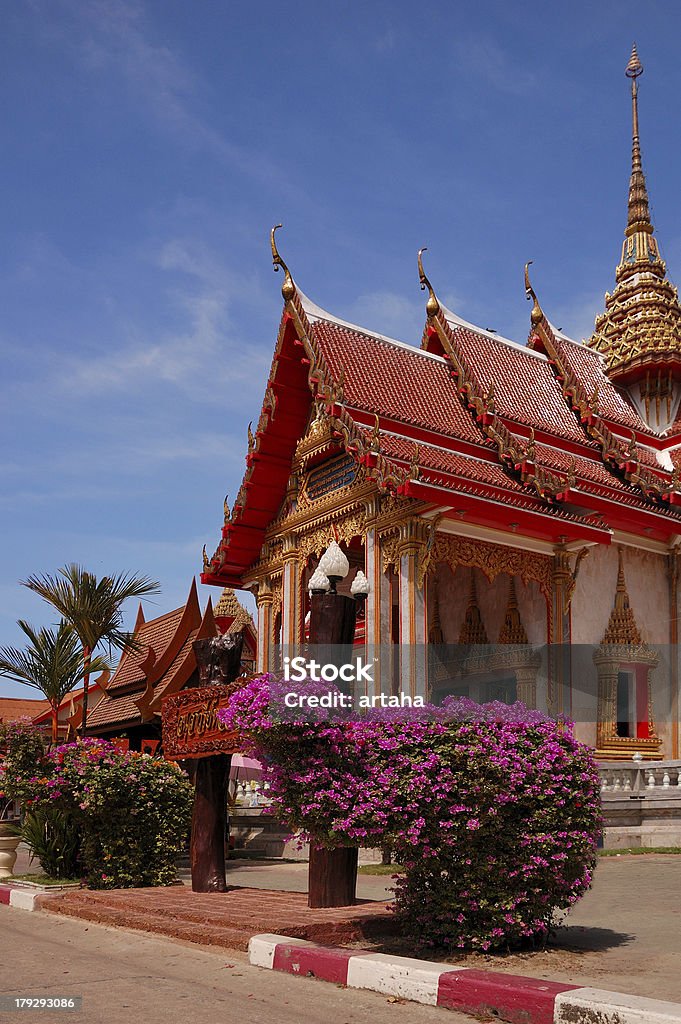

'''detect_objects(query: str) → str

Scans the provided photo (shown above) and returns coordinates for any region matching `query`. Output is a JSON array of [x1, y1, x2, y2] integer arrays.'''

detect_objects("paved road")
[[11, 847, 681, 1002], [0, 907, 472, 1024]]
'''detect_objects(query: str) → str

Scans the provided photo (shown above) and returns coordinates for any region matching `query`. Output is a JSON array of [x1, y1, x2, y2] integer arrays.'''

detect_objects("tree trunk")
[[51, 704, 59, 745], [80, 646, 91, 736], [308, 846, 358, 908], [191, 754, 231, 893]]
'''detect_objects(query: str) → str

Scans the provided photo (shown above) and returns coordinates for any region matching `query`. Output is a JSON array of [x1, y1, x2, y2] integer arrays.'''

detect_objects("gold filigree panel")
[[296, 511, 367, 575], [430, 534, 553, 599]]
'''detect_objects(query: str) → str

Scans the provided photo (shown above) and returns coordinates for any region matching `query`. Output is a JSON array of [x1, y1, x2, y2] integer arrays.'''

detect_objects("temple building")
[[202, 48, 681, 761]]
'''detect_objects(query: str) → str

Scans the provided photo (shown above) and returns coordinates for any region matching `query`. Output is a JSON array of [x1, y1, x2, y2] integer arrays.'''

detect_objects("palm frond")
[[22, 564, 160, 653], [0, 619, 108, 708]]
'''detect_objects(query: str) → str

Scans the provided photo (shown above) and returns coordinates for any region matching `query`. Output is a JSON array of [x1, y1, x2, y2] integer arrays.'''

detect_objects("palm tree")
[[21, 565, 161, 734], [0, 620, 108, 743]]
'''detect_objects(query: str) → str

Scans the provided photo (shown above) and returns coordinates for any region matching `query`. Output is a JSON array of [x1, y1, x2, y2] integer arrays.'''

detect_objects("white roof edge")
[[546, 319, 607, 362], [439, 302, 548, 362], [297, 288, 447, 364]]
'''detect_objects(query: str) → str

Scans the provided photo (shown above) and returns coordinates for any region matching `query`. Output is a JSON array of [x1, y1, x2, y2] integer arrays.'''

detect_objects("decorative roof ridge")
[[358, 423, 501, 461], [440, 301, 549, 362], [144, 579, 202, 686], [330, 406, 412, 494], [146, 598, 218, 717], [546, 320, 607, 358], [417, 252, 570, 503], [525, 264, 675, 503], [297, 289, 431, 356]]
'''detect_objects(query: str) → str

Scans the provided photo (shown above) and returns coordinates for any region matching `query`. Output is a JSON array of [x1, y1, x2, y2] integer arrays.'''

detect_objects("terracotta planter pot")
[[0, 822, 21, 879]]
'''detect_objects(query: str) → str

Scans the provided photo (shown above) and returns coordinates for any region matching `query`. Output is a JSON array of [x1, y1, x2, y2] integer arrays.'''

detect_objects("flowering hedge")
[[0, 719, 45, 819], [1, 736, 193, 888], [220, 675, 602, 952]]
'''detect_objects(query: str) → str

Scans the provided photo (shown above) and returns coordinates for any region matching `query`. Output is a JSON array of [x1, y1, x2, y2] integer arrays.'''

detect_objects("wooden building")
[[87, 581, 255, 748]]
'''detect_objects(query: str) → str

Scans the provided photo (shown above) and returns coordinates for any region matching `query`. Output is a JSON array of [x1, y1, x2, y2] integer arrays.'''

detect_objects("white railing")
[[599, 760, 681, 794], [233, 780, 272, 807]]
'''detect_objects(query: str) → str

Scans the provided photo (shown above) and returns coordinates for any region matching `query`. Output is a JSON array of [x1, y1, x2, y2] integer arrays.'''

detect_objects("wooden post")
[[307, 589, 358, 908], [189, 634, 244, 893], [191, 753, 231, 892], [308, 846, 358, 907]]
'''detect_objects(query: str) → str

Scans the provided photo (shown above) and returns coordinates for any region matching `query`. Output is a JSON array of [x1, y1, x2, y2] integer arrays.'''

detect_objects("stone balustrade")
[[599, 759, 681, 795], [597, 759, 681, 848]]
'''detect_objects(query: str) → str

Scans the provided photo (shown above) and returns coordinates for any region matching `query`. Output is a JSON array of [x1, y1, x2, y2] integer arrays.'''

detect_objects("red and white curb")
[[0, 885, 43, 911], [249, 934, 681, 1024]]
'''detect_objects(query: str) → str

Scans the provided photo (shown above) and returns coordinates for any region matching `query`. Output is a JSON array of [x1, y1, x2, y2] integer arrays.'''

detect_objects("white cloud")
[[344, 290, 425, 345], [452, 33, 538, 97]]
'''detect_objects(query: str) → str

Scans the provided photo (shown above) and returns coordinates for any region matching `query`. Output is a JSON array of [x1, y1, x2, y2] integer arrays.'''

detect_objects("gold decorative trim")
[[428, 533, 553, 599]]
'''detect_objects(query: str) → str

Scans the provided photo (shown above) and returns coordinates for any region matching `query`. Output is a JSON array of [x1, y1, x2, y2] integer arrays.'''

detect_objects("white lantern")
[[318, 541, 350, 583], [308, 568, 330, 594], [350, 570, 370, 599]]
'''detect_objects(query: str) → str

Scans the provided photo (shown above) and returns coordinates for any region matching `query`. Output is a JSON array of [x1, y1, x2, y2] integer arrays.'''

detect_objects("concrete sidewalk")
[[11, 847, 681, 1002]]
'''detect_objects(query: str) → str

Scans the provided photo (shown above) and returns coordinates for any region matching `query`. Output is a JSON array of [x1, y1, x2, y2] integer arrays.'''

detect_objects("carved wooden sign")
[[162, 685, 241, 761]]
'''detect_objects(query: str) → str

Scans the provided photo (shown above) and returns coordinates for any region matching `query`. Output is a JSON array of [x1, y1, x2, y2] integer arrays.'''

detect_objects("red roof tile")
[[553, 332, 653, 434], [445, 320, 587, 443], [0, 697, 50, 722], [310, 320, 483, 445]]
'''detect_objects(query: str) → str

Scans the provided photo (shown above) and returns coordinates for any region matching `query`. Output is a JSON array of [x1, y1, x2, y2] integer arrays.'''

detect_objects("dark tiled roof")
[[106, 606, 185, 693]]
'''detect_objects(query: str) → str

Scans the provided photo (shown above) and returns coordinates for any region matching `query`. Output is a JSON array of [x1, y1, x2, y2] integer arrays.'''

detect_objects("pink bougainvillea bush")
[[220, 675, 602, 952]]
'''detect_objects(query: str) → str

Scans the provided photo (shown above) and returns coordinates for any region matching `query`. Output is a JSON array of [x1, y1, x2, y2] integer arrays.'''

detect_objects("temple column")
[[255, 579, 273, 673], [515, 666, 537, 710], [281, 534, 301, 654], [669, 546, 680, 759], [398, 519, 428, 699], [551, 543, 573, 718], [364, 498, 385, 696], [595, 656, 618, 751]]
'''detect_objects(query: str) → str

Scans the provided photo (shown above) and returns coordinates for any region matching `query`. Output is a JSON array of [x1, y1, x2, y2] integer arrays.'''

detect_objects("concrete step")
[[42, 896, 251, 950]]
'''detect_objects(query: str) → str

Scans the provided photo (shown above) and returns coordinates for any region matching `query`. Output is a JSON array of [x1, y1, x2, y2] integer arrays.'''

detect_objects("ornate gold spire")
[[601, 549, 642, 646], [588, 48, 681, 414], [498, 576, 529, 645], [625, 44, 650, 235], [458, 569, 489, 645], [214, 587, 255, 633]]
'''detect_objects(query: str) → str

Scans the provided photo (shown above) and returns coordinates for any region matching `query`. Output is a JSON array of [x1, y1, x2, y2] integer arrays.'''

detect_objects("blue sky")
[[2, 0, 681, 697]]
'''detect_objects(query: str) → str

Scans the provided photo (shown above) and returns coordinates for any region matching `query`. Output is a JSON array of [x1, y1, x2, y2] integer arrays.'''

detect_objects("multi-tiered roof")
[[202, 50, 681, 591]]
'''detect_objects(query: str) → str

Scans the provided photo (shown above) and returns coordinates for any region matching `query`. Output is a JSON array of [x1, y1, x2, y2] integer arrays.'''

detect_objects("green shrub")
[[18, 806, 80, 880], [6, 738, 193, 889]]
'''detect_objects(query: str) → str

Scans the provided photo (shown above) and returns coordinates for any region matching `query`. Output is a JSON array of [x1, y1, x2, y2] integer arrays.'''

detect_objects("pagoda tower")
[[588, 45, 681, 432]]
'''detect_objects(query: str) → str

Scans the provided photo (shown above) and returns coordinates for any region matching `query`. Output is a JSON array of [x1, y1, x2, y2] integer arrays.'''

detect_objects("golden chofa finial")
[[524, 261, 544, 328], [417, 247, 440, 319], [626, 43, 643, 79], [270, 224, 295, 301]]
